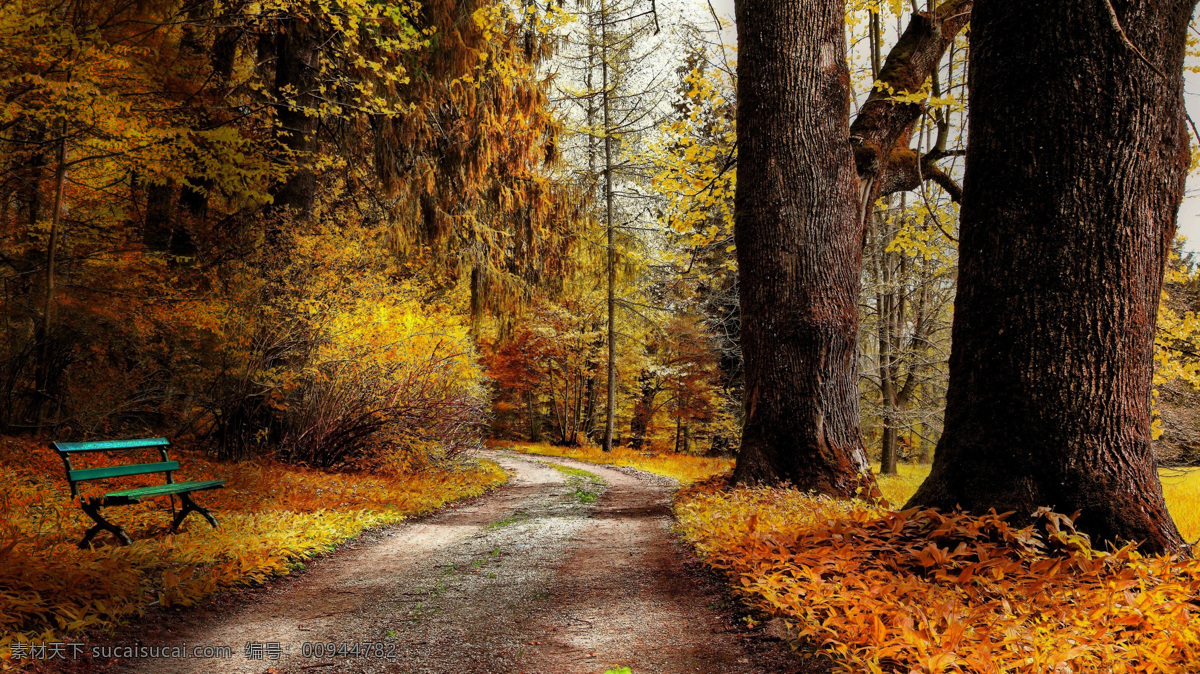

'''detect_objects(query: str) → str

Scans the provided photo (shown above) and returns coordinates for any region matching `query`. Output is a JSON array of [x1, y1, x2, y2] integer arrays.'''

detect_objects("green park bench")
[[51, 437, 225, 548]]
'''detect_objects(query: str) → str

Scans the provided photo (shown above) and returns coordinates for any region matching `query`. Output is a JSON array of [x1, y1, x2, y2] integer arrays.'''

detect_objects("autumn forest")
[[4, 0, 1200, 671]]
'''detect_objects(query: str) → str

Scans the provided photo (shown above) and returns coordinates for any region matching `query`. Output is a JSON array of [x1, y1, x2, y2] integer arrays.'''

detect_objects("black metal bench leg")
[[171, 493, 218, 533], [79, 523, 105, 549], [78, 498, 132, 548]]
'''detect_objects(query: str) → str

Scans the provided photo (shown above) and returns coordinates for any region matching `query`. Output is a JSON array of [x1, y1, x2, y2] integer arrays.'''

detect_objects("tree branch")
[[849, 0, 971, 219]]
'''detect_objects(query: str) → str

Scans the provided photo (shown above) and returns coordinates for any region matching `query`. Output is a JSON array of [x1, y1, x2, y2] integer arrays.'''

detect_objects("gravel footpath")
[[83, 451, 822, 674]]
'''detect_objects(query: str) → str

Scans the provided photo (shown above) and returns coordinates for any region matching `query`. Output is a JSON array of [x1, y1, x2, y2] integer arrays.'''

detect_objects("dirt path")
[[93, 452, 816, 673]]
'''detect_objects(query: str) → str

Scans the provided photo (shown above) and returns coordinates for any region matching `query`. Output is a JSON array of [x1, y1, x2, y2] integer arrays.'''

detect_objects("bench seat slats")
[[104, 480, 226, 502], [53, 437, 170, 453], [69, 461, 179, 483], [52, 436, 225, 546]]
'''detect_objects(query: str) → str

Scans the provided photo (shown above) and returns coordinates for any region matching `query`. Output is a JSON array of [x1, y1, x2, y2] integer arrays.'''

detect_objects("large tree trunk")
[[731, 0, 873, 495], [732, 0, 969, 495], [906, 0, 1193, 554]]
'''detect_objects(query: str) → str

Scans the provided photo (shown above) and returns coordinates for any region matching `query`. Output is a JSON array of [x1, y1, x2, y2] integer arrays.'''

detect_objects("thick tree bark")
[[732, 0, 970, 495], [906, 0, 1194, 554], [731, 0, 874, 495]]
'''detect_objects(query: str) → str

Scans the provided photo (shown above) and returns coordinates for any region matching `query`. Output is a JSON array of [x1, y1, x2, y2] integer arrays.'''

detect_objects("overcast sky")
[[696, 1, 1200, 252]]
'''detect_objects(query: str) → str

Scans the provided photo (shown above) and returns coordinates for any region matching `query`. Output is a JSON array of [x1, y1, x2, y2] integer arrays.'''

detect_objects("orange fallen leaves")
[[674, 479, 1200, 673]]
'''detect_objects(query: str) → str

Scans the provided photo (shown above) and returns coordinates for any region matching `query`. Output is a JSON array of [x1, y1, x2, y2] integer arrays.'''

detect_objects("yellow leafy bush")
[[496, 440, 732, 485], [0, 437, 506, 660], [675, 481, 1200, 673]]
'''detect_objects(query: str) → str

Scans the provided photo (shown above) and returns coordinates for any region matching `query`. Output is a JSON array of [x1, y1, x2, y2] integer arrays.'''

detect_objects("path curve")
[[94, 451, 813, 673]]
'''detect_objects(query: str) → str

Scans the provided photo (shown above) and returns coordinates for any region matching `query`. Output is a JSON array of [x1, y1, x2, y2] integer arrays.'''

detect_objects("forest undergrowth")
[[0, 437, 506, 661]]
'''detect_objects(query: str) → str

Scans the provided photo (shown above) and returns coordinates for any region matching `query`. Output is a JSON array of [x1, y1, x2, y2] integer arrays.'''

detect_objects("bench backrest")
[[51, 437, 176, 497]]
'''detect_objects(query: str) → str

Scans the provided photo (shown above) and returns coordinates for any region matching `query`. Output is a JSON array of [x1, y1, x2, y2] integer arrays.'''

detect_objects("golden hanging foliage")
[[0, 0, 581, 445], [364, 0, 583, 311], [647, 58, 737, 277]]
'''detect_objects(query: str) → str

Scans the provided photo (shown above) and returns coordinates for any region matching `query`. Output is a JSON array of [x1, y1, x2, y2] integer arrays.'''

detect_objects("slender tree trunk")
[[878, 211, 899, 475], [731, 0, 874, 496], [585, 0, 597, 186], [271, 15, 318, 217], [40, 133, 66, 351], [571, 369, 584, 445], [35, 129, 67, 434], [907, 0, 1194, 554], [527, 389, 534, 440], [583, 371, 598, 439], [583, 5, 604, 449], [911, 251, 934, 464], [601, 0, 617, 453], [880, 417, 898, 473], [27, 145, 44, 230], [548, 366, 567, 444], [528, 389, 541, 442], [917, 418, 932, 463]]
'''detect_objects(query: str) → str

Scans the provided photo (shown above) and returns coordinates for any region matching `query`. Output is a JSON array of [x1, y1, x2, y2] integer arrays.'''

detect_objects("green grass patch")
[[537, 460, 605, 482], [487, 511, 530, 529], [536, 460, 603, 503]]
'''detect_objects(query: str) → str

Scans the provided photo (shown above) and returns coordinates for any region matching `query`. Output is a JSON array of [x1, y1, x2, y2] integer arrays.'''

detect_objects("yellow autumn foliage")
[[1153, 247, 1200, 440], [0, 437, 506, 661], [494, 441, 732, 485]]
